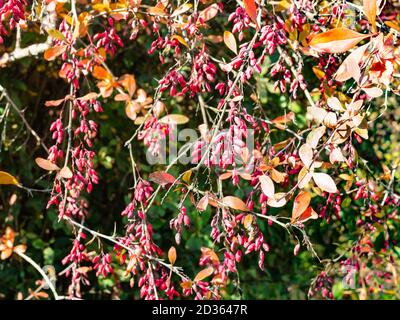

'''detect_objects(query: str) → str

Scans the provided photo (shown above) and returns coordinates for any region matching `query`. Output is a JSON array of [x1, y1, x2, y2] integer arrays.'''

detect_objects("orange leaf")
[[309, 28, 371, 54], [1, 248, 13, 260], [201, 247, 220, 264], [180, 280, 193, 289], [363, 0, 377, 32], [219, 172, 233, 180], [168, 246, 177, 265], [78, 92, 98, 101], [223, 31, 237, 54], [35, 157, 60, 171], [271, 111, 295, 124], [221, 196, 249, 211], [45, 98, 66, 107], [13, 244, 27, 254], [118, 74, 137, 97], [291, 191, 311, 223], [244, 0, 258, 28], [194, 266, 214, 282], [114, 93, 130, 102], [44, 45, 66, 61], [92, 66, 112, 81]]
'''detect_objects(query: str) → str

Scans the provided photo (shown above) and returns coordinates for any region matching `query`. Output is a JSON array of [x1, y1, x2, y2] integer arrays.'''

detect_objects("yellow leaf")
[[0, 171, 19, 185], [182, 170, 192, 184], [171, 35, 189, 48], [223, 31, 237, 54]]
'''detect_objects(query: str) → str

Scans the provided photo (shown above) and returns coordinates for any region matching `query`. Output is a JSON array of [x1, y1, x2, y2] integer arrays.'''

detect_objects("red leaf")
[[244, 0, 258, 28], [149, 171, 178, 186]]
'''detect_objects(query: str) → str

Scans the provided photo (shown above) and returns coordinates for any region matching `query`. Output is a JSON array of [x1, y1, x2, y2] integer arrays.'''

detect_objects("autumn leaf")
[[267, 193, 287, 208], [149, 171, 178, 186], [335, 43, 369, 82], [309, 28, 371, 54], [363, 0, 377, 32], [296, 206, 318, 224], [194, 266, 214, 282], [306, 126, 326, 149], [291, 191, 311, 223], [59, 167, 73, 179], [47, 29, 66, 42], [259, 175, 274, 197], [171, 3, 192, 18], [159, 114, 189, 125], [171, 35, 189, 48], [243, 0, 258, 28], [45, 98, 66, 107], [198, 3, 220, 22], [221, 196, 249, 211], [299, 144, 314, 168], [168, 246, 177, 265], [223, 31, 237, 54], [0, 171, 19, 185], [44, 45, 67, 61], [312, 172, 338, 193], [35, 157, 60, 171]]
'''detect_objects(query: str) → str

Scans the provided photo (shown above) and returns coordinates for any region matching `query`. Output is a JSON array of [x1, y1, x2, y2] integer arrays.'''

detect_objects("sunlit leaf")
[[243, 0, 258, 27], [363, 0, 377, 32], [223, 31, 237, 54], [168, 246, 177, 265], [267, 193, 287, 208], [0, 171, 19, 185], [221, 196, 249, 211], [291, 191, 311, 223], [194, 266, 214, 282], [35, 158, 60, 171], [149, 171, 178, 186], [312, 172, 337, 193], [309, 28, 371, 54], [259, 175, 275, 197], [159, 114, 189, 125]]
